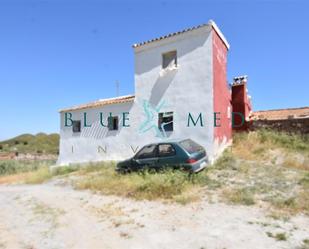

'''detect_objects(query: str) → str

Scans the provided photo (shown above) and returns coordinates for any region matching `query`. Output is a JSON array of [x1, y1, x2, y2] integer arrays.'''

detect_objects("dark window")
[[158, 144, 176, 157], [162, 51, 177, 69], [72, 120, 81, 133], [108, 116, 118, 130], [136, 144, 157, 159], [179, 139, 204, 154], [158, 112, 173, 132]]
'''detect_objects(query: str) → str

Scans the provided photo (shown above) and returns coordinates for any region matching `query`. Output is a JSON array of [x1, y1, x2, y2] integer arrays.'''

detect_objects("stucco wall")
[[132, 26, 215, 160], [57, 102, 135, 165]]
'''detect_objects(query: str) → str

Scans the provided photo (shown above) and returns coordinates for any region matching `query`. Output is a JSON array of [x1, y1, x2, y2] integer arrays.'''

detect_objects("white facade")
[[57, 21, 230, 165]]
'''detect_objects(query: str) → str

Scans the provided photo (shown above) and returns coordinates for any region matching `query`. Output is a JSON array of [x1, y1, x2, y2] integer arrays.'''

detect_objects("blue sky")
[[0, 0, 308, 140]]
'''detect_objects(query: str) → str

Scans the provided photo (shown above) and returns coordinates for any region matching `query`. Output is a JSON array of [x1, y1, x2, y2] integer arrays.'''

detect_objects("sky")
[[0, 0, 308, 140]]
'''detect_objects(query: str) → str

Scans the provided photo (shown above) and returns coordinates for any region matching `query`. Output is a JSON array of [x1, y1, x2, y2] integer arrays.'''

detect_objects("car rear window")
[[179, 139, 204, 154]]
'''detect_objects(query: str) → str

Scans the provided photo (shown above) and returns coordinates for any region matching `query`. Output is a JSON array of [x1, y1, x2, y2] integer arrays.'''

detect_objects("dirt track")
[[0, 182, 308, 249]]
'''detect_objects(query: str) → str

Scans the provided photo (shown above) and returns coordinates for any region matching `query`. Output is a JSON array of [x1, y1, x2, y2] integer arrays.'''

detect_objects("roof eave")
[[58, 95, 135, 113], [132, 20, 230, 50]]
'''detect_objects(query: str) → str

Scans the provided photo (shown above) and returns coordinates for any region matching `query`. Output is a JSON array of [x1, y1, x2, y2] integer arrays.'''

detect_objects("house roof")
[[252, 107, 309, 121], [132, 20, 230, 50], [59, 95, 135, 112]]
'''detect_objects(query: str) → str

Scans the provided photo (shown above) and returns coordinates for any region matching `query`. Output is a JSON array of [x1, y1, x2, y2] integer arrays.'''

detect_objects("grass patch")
[[0, 160, 55, 176], [0, 160, 81, 184], [266, 231, 288, 241], [222, 188, 255, 206], [73, 161, 223, 202], [24, 167, 53, 184], [232, 129, 309, 164], [75, 166, 194, 200], [258, 129, 309, 151]]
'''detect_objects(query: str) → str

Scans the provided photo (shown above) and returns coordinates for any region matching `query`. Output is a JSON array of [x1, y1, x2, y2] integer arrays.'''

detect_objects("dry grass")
[[0, 172, 33, 184], [23, 167, 53, 184], [0, 160, 55, 184], [206, 130, 309, 214], [0, 167, 53, 185], [0, 161, 79, 184], [222, 188, 255, 206], [283, 155, 309, 171], [74, 164, 203, 201], [232, 130, 309, 168]]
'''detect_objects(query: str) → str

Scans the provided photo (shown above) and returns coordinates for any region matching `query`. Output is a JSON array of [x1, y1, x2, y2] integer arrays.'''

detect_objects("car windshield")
[[179, 139, 204, 154]]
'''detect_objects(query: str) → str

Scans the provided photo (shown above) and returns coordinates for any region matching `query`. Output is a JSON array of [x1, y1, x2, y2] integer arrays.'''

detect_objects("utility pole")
[[115, 80, 119, 97]]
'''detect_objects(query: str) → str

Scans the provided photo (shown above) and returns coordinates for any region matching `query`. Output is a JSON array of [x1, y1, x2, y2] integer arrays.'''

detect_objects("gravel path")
[[0, 183, 308, 249]]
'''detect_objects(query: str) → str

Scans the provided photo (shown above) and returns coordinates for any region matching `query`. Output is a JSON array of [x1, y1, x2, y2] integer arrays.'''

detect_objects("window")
[[158, 144, 176, 157], [72, 120, 81, 133], [162, 50, 177, 69], [136, 144, 157, 159], [179, 139, 204, 154], [158, 112, 173, 132], [108, 116, 118, 130]]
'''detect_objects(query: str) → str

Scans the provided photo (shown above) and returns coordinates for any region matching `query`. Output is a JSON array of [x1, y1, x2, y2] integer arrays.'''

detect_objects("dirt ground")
[[0, 181, 308, 249]]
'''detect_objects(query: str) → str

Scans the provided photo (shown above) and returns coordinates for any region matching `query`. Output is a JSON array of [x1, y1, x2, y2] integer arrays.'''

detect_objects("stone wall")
[[250, 118, 309, 134]]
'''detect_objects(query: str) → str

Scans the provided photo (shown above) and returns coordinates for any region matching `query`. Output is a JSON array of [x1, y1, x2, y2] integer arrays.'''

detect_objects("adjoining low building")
[[57, 20, 251, 165], [252, 107, 309, 134]]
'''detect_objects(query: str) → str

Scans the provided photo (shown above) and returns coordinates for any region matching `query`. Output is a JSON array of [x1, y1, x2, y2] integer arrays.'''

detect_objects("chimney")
[[231, 75, 252, 131]]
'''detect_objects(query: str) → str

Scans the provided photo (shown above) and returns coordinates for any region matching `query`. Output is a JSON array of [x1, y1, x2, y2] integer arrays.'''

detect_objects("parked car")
[[116, 139, 208, 173]]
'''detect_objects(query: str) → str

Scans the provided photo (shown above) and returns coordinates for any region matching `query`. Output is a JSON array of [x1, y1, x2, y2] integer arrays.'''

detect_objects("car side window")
[[136, 145, 157, 159], [158, 144, 176, 157]]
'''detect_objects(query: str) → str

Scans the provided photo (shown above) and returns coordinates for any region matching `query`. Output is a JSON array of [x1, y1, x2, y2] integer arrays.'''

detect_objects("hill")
[[0, 133, 59, 155]]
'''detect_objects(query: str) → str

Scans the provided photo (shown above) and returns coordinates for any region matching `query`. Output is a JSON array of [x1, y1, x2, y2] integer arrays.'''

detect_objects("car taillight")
[[186, 158, 197, 164]]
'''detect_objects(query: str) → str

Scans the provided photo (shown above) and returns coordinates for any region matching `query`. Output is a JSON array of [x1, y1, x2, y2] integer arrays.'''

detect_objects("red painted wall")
[[212, 29, 232, 142]]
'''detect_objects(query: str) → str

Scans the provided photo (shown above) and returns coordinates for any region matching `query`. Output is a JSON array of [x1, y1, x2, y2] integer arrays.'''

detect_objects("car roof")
[[144, 138, 189, 147]]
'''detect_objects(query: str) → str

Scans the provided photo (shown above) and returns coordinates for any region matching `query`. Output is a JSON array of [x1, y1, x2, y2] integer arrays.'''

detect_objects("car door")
[[132, 144, 158, 171], [157, 144, 177, 169]]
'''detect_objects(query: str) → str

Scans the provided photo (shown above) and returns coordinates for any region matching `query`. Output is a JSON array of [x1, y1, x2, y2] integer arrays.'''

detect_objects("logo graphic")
[[138, 99, 171, 138]]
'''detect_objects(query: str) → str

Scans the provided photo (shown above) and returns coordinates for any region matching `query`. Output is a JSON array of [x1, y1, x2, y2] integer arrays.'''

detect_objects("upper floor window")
[[162, 50, 177, 69], [72, 120, 81, 133]]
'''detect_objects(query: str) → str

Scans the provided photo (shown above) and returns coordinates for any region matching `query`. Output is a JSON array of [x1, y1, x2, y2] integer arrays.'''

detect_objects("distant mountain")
[[0, 133, 59, 155]]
